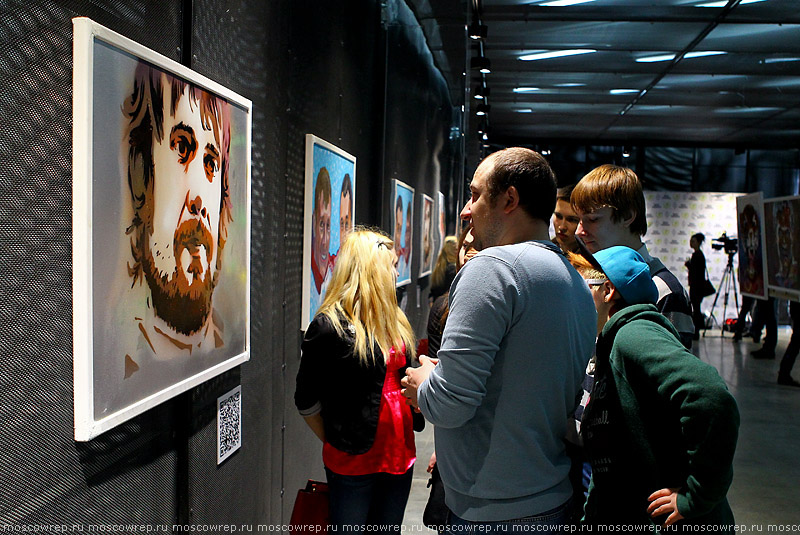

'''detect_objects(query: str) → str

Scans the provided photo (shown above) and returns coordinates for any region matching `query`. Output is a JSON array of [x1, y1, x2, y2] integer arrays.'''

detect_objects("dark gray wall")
[[0, 0, 463, 528]]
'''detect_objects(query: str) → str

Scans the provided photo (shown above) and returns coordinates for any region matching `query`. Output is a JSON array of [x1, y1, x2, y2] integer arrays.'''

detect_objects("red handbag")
[[289, 480, 330, 535]]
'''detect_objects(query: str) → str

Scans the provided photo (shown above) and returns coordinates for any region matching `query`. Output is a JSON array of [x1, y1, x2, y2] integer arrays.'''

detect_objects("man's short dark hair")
[[341, 173, 352, 200], [485, 147, 557, 224], [556, 184, 575, 202]]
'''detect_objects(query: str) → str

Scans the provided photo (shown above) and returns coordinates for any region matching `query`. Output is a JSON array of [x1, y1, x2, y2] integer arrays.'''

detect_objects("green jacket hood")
[[602, 303, 682, 342]]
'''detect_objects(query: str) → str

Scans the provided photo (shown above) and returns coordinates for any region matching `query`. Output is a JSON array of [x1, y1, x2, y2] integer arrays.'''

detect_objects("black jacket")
[[295, 314, 421, 455]]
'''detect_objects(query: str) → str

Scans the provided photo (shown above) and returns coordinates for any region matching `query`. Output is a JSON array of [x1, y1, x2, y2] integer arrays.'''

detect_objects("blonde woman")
[[295, 228, 418, 532]]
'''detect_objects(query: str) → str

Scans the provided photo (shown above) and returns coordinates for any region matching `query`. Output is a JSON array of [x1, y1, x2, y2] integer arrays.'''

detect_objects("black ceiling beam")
[[476, 66, 800, 77], [490, 133, 800, 151], [598, 0, 745, 138], [481, 5, 800, 25]]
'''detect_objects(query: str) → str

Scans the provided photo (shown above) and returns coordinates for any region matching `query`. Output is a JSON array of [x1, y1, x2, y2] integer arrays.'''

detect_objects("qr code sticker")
[[217, 386, 242, 464]]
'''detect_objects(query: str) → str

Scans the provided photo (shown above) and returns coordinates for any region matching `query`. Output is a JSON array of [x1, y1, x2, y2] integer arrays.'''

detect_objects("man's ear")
[[503, 186, 520, 214]]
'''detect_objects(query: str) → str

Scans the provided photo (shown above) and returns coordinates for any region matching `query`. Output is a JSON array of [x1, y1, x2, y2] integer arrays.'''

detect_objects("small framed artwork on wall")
[[392, 180, 415, 287], [420, 194, 434, 278]]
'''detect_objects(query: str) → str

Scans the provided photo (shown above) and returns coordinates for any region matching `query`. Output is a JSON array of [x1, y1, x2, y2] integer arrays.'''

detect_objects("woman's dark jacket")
[[686, 250, 706, 297], [295, 314, 421, 455]]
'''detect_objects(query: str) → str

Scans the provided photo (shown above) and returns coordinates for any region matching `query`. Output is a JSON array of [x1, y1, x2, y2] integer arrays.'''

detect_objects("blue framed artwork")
[[392, 179, 415, 287], [302, 135, 356, 330]]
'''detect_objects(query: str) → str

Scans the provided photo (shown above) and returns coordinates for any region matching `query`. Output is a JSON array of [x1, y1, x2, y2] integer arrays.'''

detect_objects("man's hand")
[[401, 355, 437, 410], [647, 488, 684, 526]]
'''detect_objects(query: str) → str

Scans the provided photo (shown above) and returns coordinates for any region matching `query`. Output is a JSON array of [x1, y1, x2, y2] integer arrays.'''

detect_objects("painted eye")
[[204, 153, 219, 180], [171, 137, 192, 164]]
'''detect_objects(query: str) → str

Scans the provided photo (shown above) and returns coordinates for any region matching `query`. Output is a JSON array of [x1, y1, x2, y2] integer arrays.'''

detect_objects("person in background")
[[295, 228, 419, 533], [429, 235, 458, 302], [427, 229, 477, 360], [423, 227, 479, 530], [777, 300, 800, 387], [575, 246, 739, 529], [552, 184, 581, 254], [685, 232, 708, 340], [751, 297, 778, 360], [571, 164, 695, 348]]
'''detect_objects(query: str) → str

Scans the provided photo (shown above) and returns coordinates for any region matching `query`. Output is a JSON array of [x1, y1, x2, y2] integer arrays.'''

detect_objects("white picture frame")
[[72, 18, 252, 441], [419, 194, 434, 278]]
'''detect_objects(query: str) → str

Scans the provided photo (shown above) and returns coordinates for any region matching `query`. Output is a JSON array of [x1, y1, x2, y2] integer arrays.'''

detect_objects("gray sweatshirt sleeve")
[[417, 255, 519, 428]]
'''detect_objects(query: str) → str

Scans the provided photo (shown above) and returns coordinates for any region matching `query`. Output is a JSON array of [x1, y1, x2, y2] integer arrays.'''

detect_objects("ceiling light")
[[518, 49, 596, 61], [541, 148, 551, 156], [695, 0, 767, 6], [468, 22, 488, 40], [610, 89, 639, 94], [636, 51, 726, 63], [539, 0, 595, 6], [514, 108, 533, 113], [555, 83, 585, 87], [513, 87, 540, 93], [622, 146, 631, 158], [470, 56, 491, 73], [474, 85, 490, 99], [476, 103, 491, 116], [686, 51, 727, 59], [763, 57, 800, 64], [636, 53, 677, 63], [482, 132, 489, 141]]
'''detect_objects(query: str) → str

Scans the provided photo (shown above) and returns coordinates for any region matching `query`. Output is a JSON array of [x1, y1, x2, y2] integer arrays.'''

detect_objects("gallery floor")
[[402, 326, 800, 528]]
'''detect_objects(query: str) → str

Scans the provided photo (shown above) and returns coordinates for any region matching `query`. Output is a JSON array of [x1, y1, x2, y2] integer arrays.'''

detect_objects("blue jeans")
[[446, 500, 572, 535], [325, 467, 413, 533]]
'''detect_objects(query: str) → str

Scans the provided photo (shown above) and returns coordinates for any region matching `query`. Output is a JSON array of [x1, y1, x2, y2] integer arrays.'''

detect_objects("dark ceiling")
[[414, 0, 800, 149]]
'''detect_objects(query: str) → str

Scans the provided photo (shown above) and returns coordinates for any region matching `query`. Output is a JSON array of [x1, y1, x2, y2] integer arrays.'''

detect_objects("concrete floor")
[[402, 327, 800, 529]]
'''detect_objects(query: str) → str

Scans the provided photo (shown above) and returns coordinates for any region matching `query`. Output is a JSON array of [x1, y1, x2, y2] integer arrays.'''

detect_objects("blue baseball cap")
[[592, 246, 659, 305]]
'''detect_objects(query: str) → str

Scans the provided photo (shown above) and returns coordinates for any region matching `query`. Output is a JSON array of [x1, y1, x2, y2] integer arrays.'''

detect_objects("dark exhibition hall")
[[0, 0, 798, 531]]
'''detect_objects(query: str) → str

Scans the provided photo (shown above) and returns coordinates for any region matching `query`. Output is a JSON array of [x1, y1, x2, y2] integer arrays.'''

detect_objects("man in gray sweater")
[[403, 148, 596, 529]]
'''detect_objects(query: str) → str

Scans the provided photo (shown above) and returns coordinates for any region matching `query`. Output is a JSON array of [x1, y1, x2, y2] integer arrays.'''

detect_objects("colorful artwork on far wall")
[[736, 192, 768, 300], [764, 196, 800, 300], [72, 18, 252, 441], [420, 194, 434, 278], [392, 179, 414, 287], [302, 135, 357, 331]]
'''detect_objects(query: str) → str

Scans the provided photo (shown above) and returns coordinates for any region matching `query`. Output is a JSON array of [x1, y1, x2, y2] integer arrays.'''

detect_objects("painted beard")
[[143, 218, 218, 336]]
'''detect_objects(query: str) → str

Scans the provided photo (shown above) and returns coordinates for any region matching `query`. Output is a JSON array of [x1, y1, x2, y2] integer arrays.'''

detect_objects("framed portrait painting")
[[763, 196, 800, 300], [72, 18, 252, 441], [736, 192, 768, 300], [392, 180, 414, 287], [301, 135, 356, 330], [419, 194, 434, 278]]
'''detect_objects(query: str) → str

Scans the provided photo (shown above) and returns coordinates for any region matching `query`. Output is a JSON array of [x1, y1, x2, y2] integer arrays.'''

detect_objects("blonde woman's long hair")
[[317, 227, 416, 365], [431, 235, 458, 290]]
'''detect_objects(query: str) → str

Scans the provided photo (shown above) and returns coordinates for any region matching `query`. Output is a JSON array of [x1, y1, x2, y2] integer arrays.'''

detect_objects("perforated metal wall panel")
[[0, 2, 183, 526], [0, 0, 464, 528]]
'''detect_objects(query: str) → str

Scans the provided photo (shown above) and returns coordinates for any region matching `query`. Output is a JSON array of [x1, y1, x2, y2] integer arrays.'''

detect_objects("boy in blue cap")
[[573, 246, 739, 529]]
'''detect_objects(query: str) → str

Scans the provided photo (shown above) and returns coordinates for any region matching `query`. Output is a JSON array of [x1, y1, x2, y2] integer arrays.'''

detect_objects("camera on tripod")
[[711, 233, 738, 255]]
